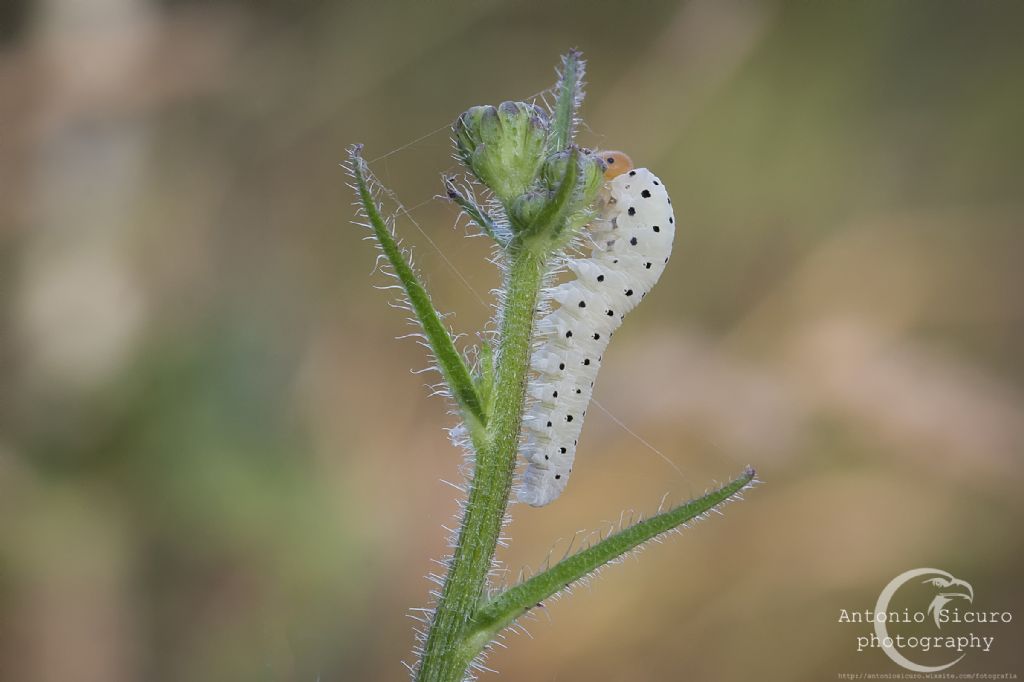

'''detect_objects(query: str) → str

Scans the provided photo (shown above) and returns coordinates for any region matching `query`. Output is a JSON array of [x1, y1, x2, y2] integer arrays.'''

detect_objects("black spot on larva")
[[574, 439, 578, 445], [566, 415, 574, 422], [625, 289, 634, 296], [565, 330, 573, 338], [555, 474, 562, 480], [664, 256, 669, 263], [669, 217, 674, 224], [560, 447, 567, 454], [613, 259, 619, 264], [558, 362, 565, 370], [653, 225, 660, 232], [627, 207, 636, 216], [597, 274, 604, 282], [628, 170, 636, 177], [667, 197, 672, 204], [606, 309, 614, 316], [593, 333, 600, 340], [578, 300, 586, 308], [641, 292, 647, 299], [546, 421, 553, 427], [630, 237, 638, 246], [645, 262, 652, 269], [552, 390, 558, 398], [589, 381, 594, 387], [575, 389, 582, 394], [583, 358, 591, 366], [544, 454, 549, 460], [641, 189, 652, 198], [653, 180, 660, 186]]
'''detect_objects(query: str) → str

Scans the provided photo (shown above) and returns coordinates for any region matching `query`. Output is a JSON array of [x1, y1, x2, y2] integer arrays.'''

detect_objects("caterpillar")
[[518, 151, 677, 507]]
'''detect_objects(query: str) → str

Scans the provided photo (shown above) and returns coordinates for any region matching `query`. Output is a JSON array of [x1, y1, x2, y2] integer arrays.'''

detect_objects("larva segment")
[[519, 167, 676, 507]]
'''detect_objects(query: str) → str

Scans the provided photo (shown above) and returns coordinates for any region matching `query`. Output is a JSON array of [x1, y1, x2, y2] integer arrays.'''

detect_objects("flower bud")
[[453, 105, 498, 163], [453, 101, 549, 203], [542, 150, 604, 206], [508, 190, 548, 232]]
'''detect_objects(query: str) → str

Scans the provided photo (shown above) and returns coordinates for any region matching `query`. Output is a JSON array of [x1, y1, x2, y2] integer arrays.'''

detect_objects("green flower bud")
[[453, 101, 549, 203], [508, 190, 548, 232], [542, 150, 604, 205], [454, 105, 498, 164], [578, 152, 605, 203], [540, 150, 570, 190]]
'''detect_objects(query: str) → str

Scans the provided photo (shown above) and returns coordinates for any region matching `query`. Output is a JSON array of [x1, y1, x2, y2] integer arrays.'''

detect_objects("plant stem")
[[417, 248, 546, 682]]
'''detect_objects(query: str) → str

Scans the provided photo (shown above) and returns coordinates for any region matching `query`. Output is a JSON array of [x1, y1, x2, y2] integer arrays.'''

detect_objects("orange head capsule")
[[597, 150, 634, 180]]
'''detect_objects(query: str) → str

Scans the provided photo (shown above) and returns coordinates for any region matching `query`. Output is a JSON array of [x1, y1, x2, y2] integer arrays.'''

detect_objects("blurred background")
[[2, 0, 1023, 680]]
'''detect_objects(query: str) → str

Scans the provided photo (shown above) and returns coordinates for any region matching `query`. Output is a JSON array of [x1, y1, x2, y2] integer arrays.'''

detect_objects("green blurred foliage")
[[1, 1, 1022, 680]]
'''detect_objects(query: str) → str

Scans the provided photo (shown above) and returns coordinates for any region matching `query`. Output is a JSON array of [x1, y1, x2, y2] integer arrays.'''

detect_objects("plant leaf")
[[471, 340, 496, 419], [463, 467, 757, 650], [347, 145, 486, 429], [443, 176, 510, 246], [550, 49, 585, 152], [519, 147, 580, 247]]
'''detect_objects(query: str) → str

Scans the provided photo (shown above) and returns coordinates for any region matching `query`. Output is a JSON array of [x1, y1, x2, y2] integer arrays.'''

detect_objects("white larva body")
[[519, 168, 676, 506]]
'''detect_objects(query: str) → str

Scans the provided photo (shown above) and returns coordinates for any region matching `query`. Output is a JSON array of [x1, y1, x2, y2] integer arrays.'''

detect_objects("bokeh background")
[[2, 0, 1023, 680]]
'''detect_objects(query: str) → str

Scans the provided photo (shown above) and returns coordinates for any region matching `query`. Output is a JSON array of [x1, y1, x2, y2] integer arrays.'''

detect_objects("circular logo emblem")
[[874, 568, 973, 672]]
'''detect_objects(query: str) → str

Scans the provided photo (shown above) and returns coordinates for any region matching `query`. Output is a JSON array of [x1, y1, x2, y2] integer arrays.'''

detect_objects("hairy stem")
[[417, 248, 546, 682]]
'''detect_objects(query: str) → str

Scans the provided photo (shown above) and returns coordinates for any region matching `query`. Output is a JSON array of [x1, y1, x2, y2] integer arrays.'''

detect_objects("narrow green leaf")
[[471, 341, 496, 418], [463, 468, 757, 651], [550, 49, 585, 152], [519, 147, 580, 247], [348, 145, 486, 429], [443, 176, 509, 246]]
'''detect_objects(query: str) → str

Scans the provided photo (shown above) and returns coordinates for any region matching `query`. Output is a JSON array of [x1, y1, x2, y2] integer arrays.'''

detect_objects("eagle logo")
[[874, 568, 974, 672], [923, 574, 974, 629]]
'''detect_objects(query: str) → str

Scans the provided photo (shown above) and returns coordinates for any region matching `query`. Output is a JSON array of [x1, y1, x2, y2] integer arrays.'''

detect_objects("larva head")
[[597, 150, 634, 180]]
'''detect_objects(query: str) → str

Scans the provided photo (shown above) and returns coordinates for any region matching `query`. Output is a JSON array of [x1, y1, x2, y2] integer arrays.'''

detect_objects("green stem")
[[417, 248, 546, 682]]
